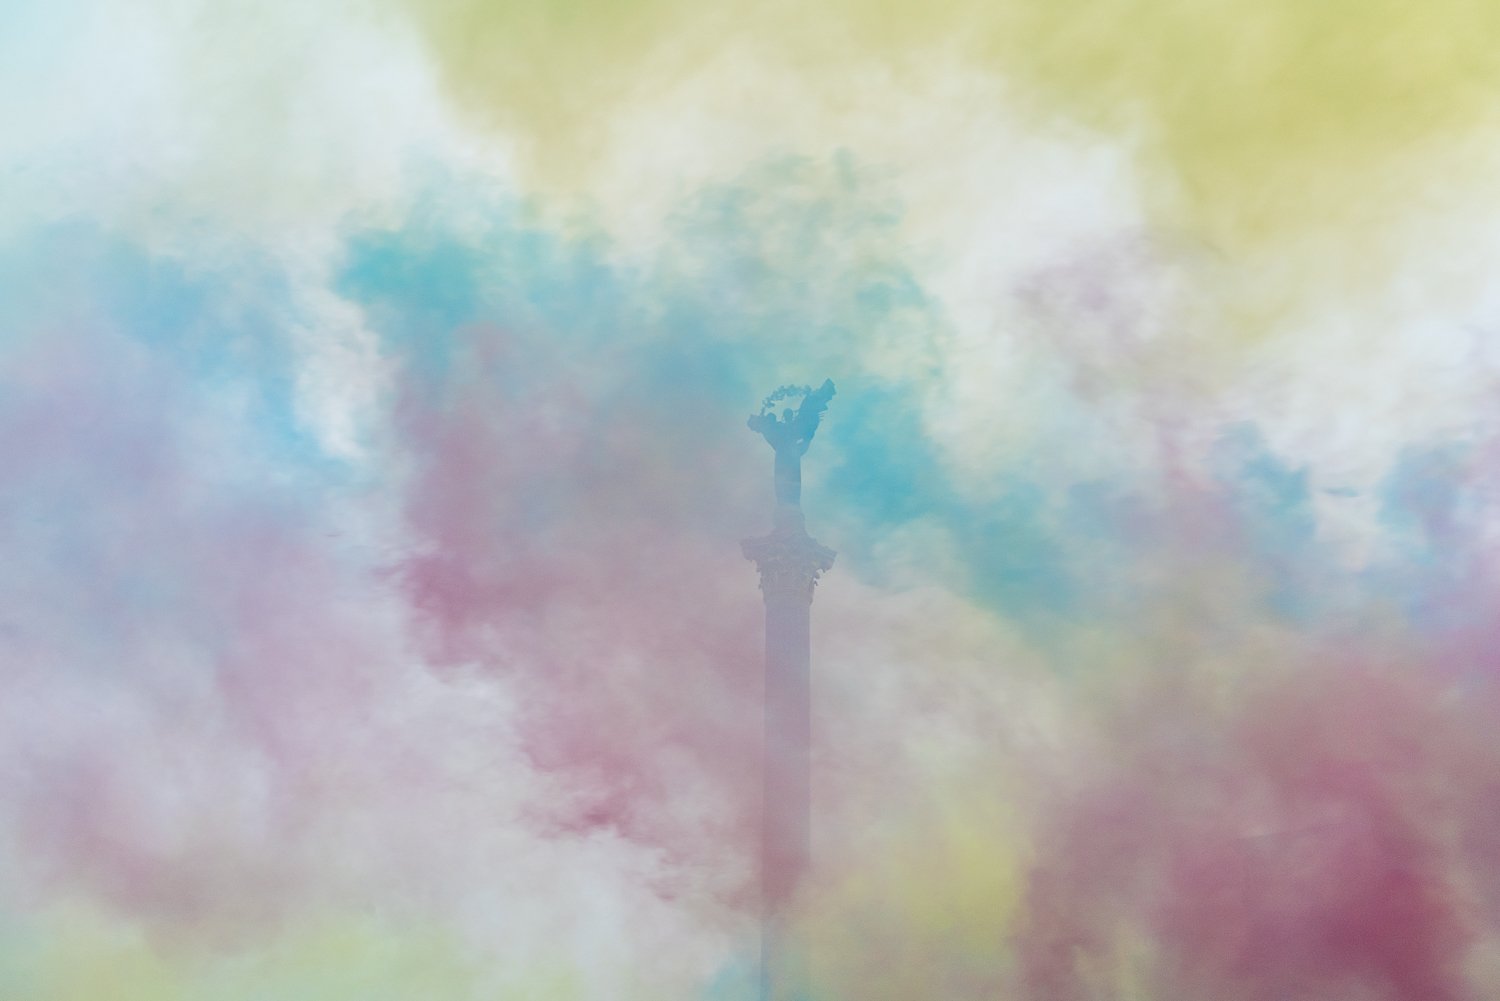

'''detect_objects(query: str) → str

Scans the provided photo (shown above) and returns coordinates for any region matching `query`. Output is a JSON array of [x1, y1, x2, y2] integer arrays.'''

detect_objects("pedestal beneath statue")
[[743, 504, 834, 1001]]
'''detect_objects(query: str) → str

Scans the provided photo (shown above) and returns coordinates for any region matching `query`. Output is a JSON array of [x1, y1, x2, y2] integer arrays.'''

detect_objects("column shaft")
[[762, 592, 811, 913]]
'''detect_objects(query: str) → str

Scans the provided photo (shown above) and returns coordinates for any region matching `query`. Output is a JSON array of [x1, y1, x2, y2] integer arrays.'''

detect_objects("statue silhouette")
[[747, 379, 835, 508], [743, 378, 836, 1001]]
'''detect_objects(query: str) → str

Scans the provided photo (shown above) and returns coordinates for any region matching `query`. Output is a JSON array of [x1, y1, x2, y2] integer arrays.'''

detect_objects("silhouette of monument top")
[[746, 379, 836, 510]]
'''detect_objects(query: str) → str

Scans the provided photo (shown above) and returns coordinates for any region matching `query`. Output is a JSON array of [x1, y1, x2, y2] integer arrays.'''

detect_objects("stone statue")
[[742, 382, 837, 1001], [747, 379, 836, 508]]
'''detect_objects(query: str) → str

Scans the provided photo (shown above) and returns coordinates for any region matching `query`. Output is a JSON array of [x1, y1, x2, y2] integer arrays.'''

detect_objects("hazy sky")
[[7, 2, 1500, 998]]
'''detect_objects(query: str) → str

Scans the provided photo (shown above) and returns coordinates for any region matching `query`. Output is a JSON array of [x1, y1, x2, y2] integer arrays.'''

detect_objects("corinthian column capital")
[[743, 513, 836, 603]]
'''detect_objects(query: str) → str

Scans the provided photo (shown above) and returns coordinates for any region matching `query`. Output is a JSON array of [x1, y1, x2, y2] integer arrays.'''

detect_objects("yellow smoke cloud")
[[6, 903, 583, 1001], [797, 783, 1026, 999], [394, 0, 1500, 261]]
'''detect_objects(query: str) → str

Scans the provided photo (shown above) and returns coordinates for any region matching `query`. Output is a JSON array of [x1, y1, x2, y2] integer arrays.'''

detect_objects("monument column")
[[743, 382, 836, 1001]]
